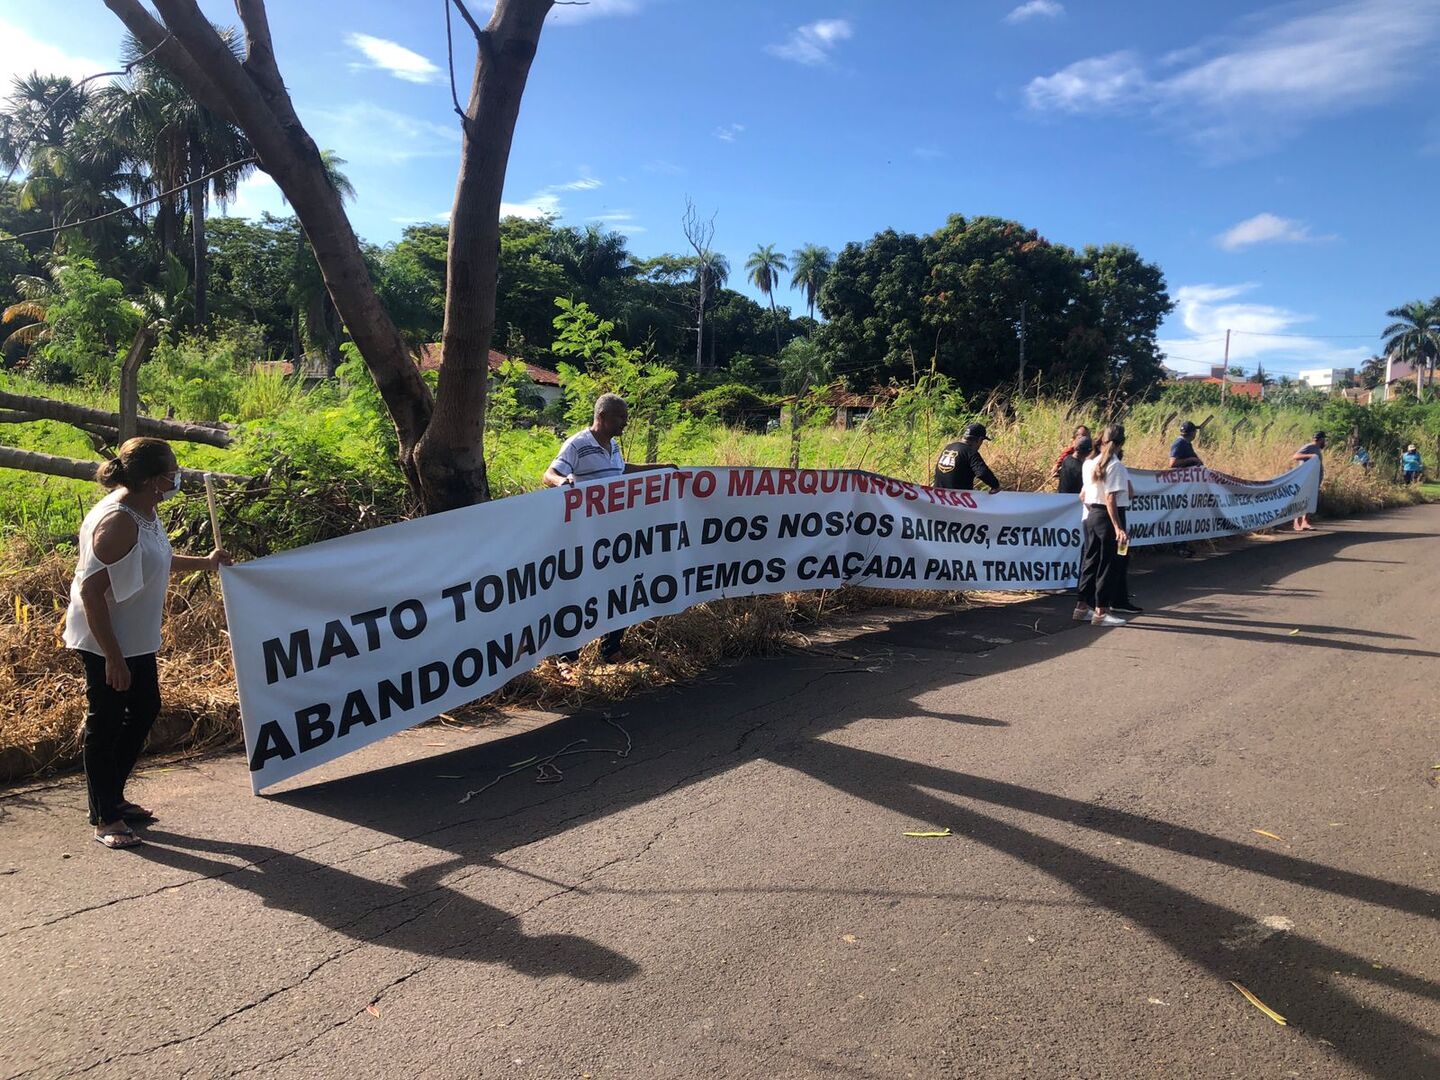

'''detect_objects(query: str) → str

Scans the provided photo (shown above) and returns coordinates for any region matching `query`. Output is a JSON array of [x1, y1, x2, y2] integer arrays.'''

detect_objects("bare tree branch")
[[450, 0, 486, 41], [100, 0, 236, 122], [234, 0, 285, 97]]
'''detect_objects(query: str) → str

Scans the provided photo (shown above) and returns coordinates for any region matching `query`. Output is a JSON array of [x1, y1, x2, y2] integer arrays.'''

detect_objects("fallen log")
[[0, 390, 233, 448], [0, 446, 249, 489], [0, 408, 119, 444]]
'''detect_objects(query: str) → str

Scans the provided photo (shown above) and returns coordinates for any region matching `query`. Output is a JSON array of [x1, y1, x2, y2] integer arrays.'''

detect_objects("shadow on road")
[[178, 521, 1436, 1077], [137, 830, 639, 984]]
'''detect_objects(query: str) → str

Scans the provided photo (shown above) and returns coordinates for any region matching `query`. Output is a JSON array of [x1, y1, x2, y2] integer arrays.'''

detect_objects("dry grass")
[[0, 541, 974, 781]]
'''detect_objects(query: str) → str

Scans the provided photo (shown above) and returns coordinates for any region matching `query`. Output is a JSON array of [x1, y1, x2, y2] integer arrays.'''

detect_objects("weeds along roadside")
[[1, 380, 1431, 781]]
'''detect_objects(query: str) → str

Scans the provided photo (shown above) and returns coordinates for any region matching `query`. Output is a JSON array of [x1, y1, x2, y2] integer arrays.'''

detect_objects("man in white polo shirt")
[[543, 393, 675, 661]]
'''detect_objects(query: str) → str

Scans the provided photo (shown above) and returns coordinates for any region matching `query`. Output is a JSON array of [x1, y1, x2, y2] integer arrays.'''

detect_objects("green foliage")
[[687, 382, 777, 425], [139, 325, 262, 420], [31, 258, 138, 383], [552, 297, 679, 462], [774, 336, 830, 394], [486, 357, 544, 433]]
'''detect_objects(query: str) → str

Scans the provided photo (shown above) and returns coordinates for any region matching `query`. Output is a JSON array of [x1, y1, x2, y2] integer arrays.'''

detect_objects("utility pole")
[[1017, 301, 1028, 386], [1221, 328, 1231, 404]]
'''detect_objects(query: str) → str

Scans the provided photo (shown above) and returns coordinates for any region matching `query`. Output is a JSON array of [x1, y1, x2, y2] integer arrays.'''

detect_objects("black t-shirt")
[[1169, 436, 1200, 464], [1057, 453, 1086, 494], [934, 441, 999, 491]]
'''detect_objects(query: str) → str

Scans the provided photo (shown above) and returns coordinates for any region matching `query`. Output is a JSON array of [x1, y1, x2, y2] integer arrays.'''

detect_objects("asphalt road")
[[2, 506, 1438, 1079]]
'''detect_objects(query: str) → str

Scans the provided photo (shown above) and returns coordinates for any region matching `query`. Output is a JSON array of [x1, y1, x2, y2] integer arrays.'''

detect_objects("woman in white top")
[[64, 437, 228, 849], [1074, 424, 1131, 627]]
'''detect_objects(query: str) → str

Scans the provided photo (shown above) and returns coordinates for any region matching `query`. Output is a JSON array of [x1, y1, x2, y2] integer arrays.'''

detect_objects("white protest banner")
[[220, 460, 1320, 792], [221, 468, 1083, 792], [1126, 458, 1319, 547]]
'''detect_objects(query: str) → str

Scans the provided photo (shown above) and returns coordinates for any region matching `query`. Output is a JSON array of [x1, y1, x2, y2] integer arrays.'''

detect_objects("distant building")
[[1298, 367, 1355, 391], [1373, 356, 1422, 402], [415, 345, 563, 407], [1173, 367, 1264, 400], [783, 386, 899, 429]]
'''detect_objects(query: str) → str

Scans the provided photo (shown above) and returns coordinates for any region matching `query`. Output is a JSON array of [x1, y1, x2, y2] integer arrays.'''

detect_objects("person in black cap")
[[1166, 420, 1203, 560], [1169, 421, 1203, 469], [1057, 435, 1092, 495], [934, 423, 1001, 492]]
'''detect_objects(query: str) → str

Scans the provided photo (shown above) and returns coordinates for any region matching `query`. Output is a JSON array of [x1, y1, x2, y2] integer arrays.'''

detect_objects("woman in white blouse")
[[64, 438, 229, 849], [1074, 424, 1131, 628]]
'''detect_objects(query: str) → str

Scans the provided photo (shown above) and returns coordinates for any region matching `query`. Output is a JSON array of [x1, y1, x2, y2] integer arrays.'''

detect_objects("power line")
[[1, 35, 173, 189], [1, 156, 257, 241], [1231, 330, 1379, 340]]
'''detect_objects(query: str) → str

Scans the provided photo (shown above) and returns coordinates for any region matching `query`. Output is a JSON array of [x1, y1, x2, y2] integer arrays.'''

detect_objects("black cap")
[[1314, 430, 1327, 441], [1179, 420, 1197, 435], [1074, 436, 1093, 457], [962, 422, 988, 442]]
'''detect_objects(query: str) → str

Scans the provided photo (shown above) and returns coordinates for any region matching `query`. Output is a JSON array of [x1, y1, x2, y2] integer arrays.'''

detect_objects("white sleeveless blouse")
[[64, 492, 172, 658]]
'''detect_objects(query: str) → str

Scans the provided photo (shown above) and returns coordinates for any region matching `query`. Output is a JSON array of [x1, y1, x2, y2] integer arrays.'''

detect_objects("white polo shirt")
[[550, 429, 625, 483]]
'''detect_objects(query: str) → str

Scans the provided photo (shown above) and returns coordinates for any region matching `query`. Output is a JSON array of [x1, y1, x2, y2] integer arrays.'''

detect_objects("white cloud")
[[1216, 212, 1333, 251], [0, 20, 109, 87], [1022, 0, 1440, 155], [713, 123, 745, 143], [220, 173, 289, 220], [643, 159, 686, 175], [1025, 51, 1146, 112], [306, 103, 458, 164], [345, 33, 442, 85], [913, 144, 947, 160], [501, 193, 561, 220], [767, 18, 853, 66], [501, 172, 606, 220], [588, 210, 645, 233], [1159, 283, 1369, 373], [556, 175, 602, 191], [1006, 1, 1064, 24]]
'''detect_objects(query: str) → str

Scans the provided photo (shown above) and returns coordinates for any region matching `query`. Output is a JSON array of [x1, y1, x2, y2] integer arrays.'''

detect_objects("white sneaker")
[[1072, 604, 1094, 622], [1092, 612, 1128, 627]]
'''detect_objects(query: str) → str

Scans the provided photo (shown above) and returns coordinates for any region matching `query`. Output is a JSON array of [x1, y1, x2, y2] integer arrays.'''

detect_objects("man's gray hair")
[[594, 393, 627, 419]]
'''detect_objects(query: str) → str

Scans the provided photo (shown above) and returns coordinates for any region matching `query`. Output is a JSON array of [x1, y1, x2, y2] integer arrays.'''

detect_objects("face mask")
[[158, 471, 182, 501]]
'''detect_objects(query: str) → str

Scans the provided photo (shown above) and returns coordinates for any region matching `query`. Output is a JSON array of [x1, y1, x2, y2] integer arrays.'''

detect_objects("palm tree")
[[1381, 299, 1440, 401], [550, 224, 634, 293], [92, 35, 253, 326], [746, 243, 789, 352], [285, 153, 356, 374], [1, 76, 136, 260], [789, 243, 832, 320], [1, 270, 57, 355]]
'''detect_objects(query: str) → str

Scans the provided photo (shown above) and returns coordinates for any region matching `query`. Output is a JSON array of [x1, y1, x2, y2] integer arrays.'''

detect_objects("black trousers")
[[78, 651, 161, 826], [1078, 506, 1126, 610], [561, 629, 625, 663]]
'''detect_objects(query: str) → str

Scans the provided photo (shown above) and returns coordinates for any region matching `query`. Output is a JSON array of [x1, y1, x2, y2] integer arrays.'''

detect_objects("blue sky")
[[3, 0, 1438, 379]]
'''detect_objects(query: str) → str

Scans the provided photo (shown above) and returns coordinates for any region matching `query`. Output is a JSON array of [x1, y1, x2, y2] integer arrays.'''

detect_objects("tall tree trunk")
[[118, 325, 158, 443], [189, 138, 208, 328], [413, 0, 555, 512], [695, 271, 708, 373], [106, 0, 435, 491], [769, 292, 782, 353]]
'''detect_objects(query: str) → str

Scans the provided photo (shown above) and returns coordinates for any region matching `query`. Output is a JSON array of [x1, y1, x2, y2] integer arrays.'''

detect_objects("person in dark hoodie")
[[1057, 435, 1092, 495]]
